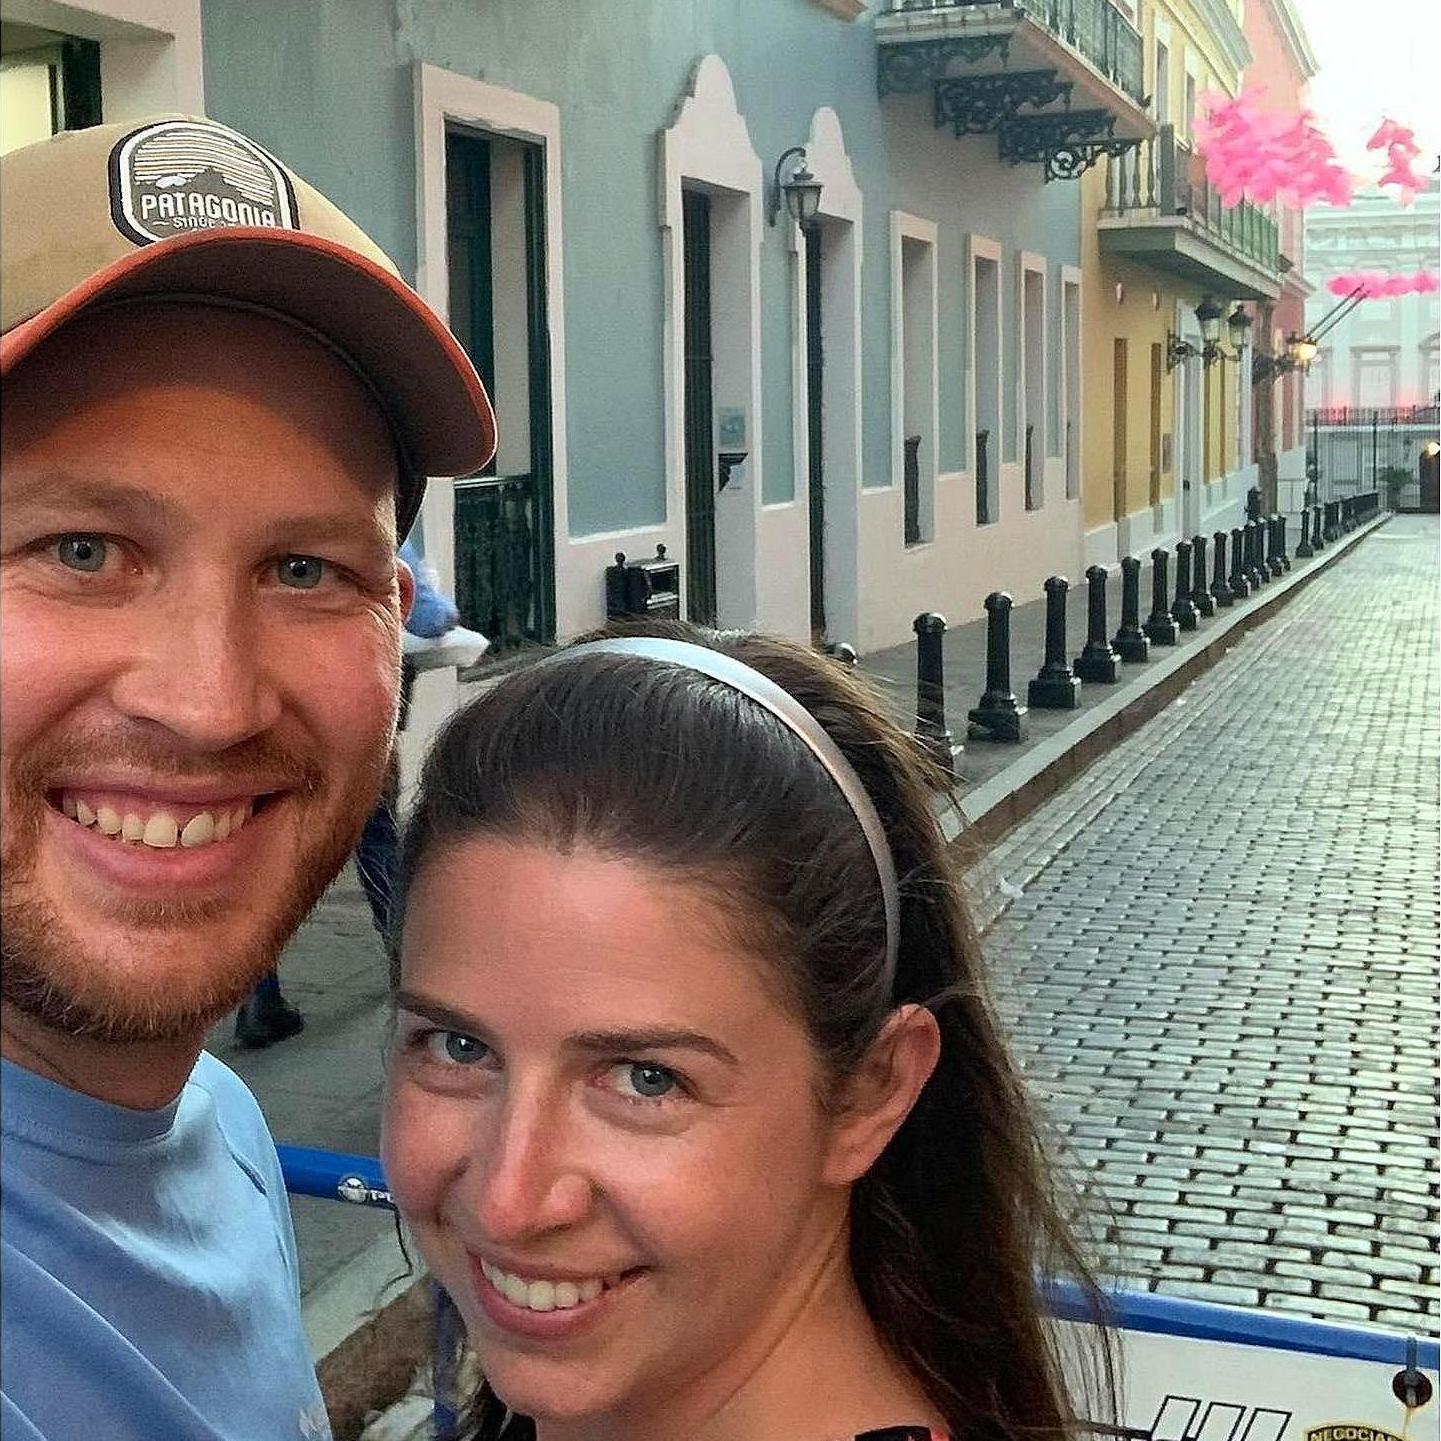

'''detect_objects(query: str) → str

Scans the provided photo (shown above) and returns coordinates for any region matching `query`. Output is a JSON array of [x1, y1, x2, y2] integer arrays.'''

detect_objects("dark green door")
[[805, 225, 825, 643], [682, 188, 716, 626], [446, 128, 554, 654]]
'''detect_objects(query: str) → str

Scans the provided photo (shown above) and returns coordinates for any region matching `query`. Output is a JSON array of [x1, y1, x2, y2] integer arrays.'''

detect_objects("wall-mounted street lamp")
[[1165, 331, 1199, 371], [1196, 296, 1226, 366], [1166, 297, 1233, 371], [1252, 332, 1317, 384], [767, 146, 822, 228]]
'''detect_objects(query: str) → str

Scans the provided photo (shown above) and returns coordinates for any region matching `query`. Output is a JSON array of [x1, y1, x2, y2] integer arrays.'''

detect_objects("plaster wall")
[[201, 0, 1085, 655]]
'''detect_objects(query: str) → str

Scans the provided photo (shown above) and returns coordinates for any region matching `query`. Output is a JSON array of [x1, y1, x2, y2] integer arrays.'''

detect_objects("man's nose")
[[108, 591, 283, 751]]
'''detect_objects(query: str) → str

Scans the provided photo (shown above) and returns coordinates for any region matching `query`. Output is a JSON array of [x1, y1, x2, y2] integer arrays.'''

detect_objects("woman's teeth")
[[61, 795, 251, 849], [479, 1260, 611, 1313]]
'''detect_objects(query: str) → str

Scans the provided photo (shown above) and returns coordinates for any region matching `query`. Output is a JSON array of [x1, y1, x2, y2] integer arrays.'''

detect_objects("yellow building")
[[1080, 0, 1283, 569]]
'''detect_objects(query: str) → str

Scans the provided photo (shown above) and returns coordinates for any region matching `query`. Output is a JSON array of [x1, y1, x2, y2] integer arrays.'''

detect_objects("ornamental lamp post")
[[767, 146, 822, 229]]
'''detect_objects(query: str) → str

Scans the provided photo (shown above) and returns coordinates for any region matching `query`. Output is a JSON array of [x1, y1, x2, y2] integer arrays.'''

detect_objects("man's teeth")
[[62, 796, 252, 849], [479, 1260, 611, 1313]]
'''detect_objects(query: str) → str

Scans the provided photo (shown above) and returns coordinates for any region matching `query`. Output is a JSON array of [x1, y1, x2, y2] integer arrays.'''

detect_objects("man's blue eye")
[[422, 1030, 487, 1066], [278, 555, 326, 589], [56, 535, 107, 573], [623, 1063, 677, 1100]]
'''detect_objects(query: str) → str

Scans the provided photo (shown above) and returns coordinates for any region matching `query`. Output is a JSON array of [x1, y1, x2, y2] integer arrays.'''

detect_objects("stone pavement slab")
[[971, 515, 1439, 1328]]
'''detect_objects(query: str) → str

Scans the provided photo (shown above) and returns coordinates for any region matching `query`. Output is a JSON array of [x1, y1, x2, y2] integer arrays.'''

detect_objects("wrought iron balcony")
[[877, 0, 1152, 180], [1098, 125, 1282, 299]]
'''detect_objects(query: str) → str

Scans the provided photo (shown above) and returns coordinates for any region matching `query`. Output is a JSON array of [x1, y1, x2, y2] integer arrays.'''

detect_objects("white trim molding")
[[787, 105, 864, 644], [1018, 250, 1047, 510], [890, 209, 939, 544], [3, 0, 203, 115], [412, 60, 571, 638], [1060, 265, 1083, 502], [968, 231, 1003, 523], [658, 55, 773, 632]]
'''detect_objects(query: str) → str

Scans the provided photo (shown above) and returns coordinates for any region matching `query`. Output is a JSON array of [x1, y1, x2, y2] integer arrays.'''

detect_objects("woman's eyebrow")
[[567, 1028, 740, 1068], [393, 990, 491, 1038]]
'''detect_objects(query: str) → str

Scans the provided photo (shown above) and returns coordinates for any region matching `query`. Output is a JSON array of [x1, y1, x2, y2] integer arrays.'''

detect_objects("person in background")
[[1, 114, 494, 1440]]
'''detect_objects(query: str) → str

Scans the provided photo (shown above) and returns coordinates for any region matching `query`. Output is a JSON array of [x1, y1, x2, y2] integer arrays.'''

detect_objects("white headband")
[[544, 637, 900, 985]]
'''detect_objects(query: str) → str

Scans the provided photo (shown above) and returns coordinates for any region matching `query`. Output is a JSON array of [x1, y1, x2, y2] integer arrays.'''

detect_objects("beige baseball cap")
[[1, 115, 497, 534]]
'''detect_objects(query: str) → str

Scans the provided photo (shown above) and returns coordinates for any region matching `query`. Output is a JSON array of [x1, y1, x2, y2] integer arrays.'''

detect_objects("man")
[[0, 115, 494, 1439]]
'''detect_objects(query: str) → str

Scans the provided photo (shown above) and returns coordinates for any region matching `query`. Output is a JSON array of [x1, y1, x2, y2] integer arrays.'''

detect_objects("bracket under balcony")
[[997, 108, 1141, 181], [877, 34, 1013, 97], [934, 71, 1074, 136]]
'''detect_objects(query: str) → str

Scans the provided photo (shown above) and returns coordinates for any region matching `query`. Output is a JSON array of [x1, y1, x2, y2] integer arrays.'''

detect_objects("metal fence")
[[1305, 405, 1441, 512]]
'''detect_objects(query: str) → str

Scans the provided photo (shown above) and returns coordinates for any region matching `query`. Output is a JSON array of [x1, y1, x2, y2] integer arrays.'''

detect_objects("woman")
[[381, 624, 1114, 1441]]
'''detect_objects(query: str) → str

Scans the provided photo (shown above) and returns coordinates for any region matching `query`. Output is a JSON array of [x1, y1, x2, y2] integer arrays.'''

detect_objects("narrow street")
[[974, 516, 1438, 1328]]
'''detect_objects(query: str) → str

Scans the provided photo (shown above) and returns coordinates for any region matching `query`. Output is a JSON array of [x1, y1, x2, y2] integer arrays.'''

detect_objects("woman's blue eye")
[[421, 1030, 488, 1066], [619, 1063, 678, 1101], [56, 535, 108, 573], [278, 555, 327, 589]]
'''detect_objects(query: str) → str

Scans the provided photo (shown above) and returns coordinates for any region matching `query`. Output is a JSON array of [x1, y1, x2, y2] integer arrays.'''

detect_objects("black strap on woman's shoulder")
[[854, 1428, 946, 1441]]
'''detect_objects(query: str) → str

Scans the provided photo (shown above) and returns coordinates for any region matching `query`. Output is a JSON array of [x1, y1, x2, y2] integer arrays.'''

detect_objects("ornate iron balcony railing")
[[1103, 125, 1279, 275], [885, 0, 1145, 104]]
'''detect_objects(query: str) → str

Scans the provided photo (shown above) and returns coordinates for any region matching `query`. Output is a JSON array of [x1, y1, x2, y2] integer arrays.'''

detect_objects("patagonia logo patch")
[[108, 118, 298, 245]]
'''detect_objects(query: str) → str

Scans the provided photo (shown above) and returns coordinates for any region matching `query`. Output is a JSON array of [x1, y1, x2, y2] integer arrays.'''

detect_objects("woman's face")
[[381, 836, 854, 1426]]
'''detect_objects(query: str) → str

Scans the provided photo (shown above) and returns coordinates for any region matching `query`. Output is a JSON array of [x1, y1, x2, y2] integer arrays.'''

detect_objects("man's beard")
[[0, 728, 387, 1045]]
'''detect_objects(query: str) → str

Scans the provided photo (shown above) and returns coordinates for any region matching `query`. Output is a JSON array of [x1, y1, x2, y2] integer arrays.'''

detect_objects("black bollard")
[[1229, 525, 1251, 598], [1029, 577, 1082, 709], [967, 592, 1028, 742], [1170, 540, 1199, 631], [1190, 533, 1215, 617], [1341, 498, 1353, 532], [1112, 555, 1150, 662], [1144, 548, 1180, 645], [1323, 500, 1338, 542], [912, 614, 955, 774], [1075, 565, 1121, 682], [1210, 530, 1235, 608], [1245, 519, 1267, 589], [1311, 504, 1325, 551], [1294, 506, 1313, 559], [1277, 515, 1291, 572], [1266, 515, 1284, 577]]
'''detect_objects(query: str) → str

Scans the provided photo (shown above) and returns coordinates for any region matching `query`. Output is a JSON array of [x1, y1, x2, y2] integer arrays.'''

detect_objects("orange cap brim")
[[1, 226, 496, 535]]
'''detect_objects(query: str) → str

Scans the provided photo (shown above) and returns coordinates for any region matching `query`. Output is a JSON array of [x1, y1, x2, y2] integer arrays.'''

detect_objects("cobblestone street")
[[973, 516, 1439, 1329]]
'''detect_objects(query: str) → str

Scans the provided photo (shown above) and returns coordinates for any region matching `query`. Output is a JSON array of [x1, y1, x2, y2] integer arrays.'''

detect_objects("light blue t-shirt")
[[0, 1052, 331, 1440]]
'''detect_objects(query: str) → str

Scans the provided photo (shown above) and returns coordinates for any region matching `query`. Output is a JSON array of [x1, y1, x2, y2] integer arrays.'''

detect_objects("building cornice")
[[1260, 0, 1319, 79], [1188, 0, 1252, 81]]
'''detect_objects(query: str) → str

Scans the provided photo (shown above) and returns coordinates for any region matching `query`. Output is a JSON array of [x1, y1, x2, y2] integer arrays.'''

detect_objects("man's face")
[[1, 300, 413, 1044]]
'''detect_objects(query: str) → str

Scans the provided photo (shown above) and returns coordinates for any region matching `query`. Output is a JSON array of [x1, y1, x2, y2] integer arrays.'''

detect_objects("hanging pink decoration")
[[1327, 270, 1440, 298], [1367, 117, 1426, 207], [1193, 87, 1354, 209]]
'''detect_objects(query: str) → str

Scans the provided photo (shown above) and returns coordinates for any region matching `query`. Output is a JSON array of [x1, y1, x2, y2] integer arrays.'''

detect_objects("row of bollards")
[[911, 509, 1334, 761]]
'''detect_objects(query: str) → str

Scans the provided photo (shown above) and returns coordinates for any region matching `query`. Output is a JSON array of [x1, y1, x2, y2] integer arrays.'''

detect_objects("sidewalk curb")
[[946, 514, 1390, 859]]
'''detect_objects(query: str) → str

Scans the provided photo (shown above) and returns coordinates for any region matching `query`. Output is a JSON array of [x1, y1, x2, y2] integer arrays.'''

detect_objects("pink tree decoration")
[[1327, 271, 1440, 298], [1367, 118, 1426, 207], [1194, 87, 1354, 208]]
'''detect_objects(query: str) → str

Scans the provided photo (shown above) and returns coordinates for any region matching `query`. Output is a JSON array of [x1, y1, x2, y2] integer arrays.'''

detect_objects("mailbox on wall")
[[605, 545, 681, 621]]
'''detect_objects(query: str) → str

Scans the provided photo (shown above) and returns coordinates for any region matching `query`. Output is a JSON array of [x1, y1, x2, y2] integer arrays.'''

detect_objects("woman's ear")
[[821, 1004, 941, 1186]]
